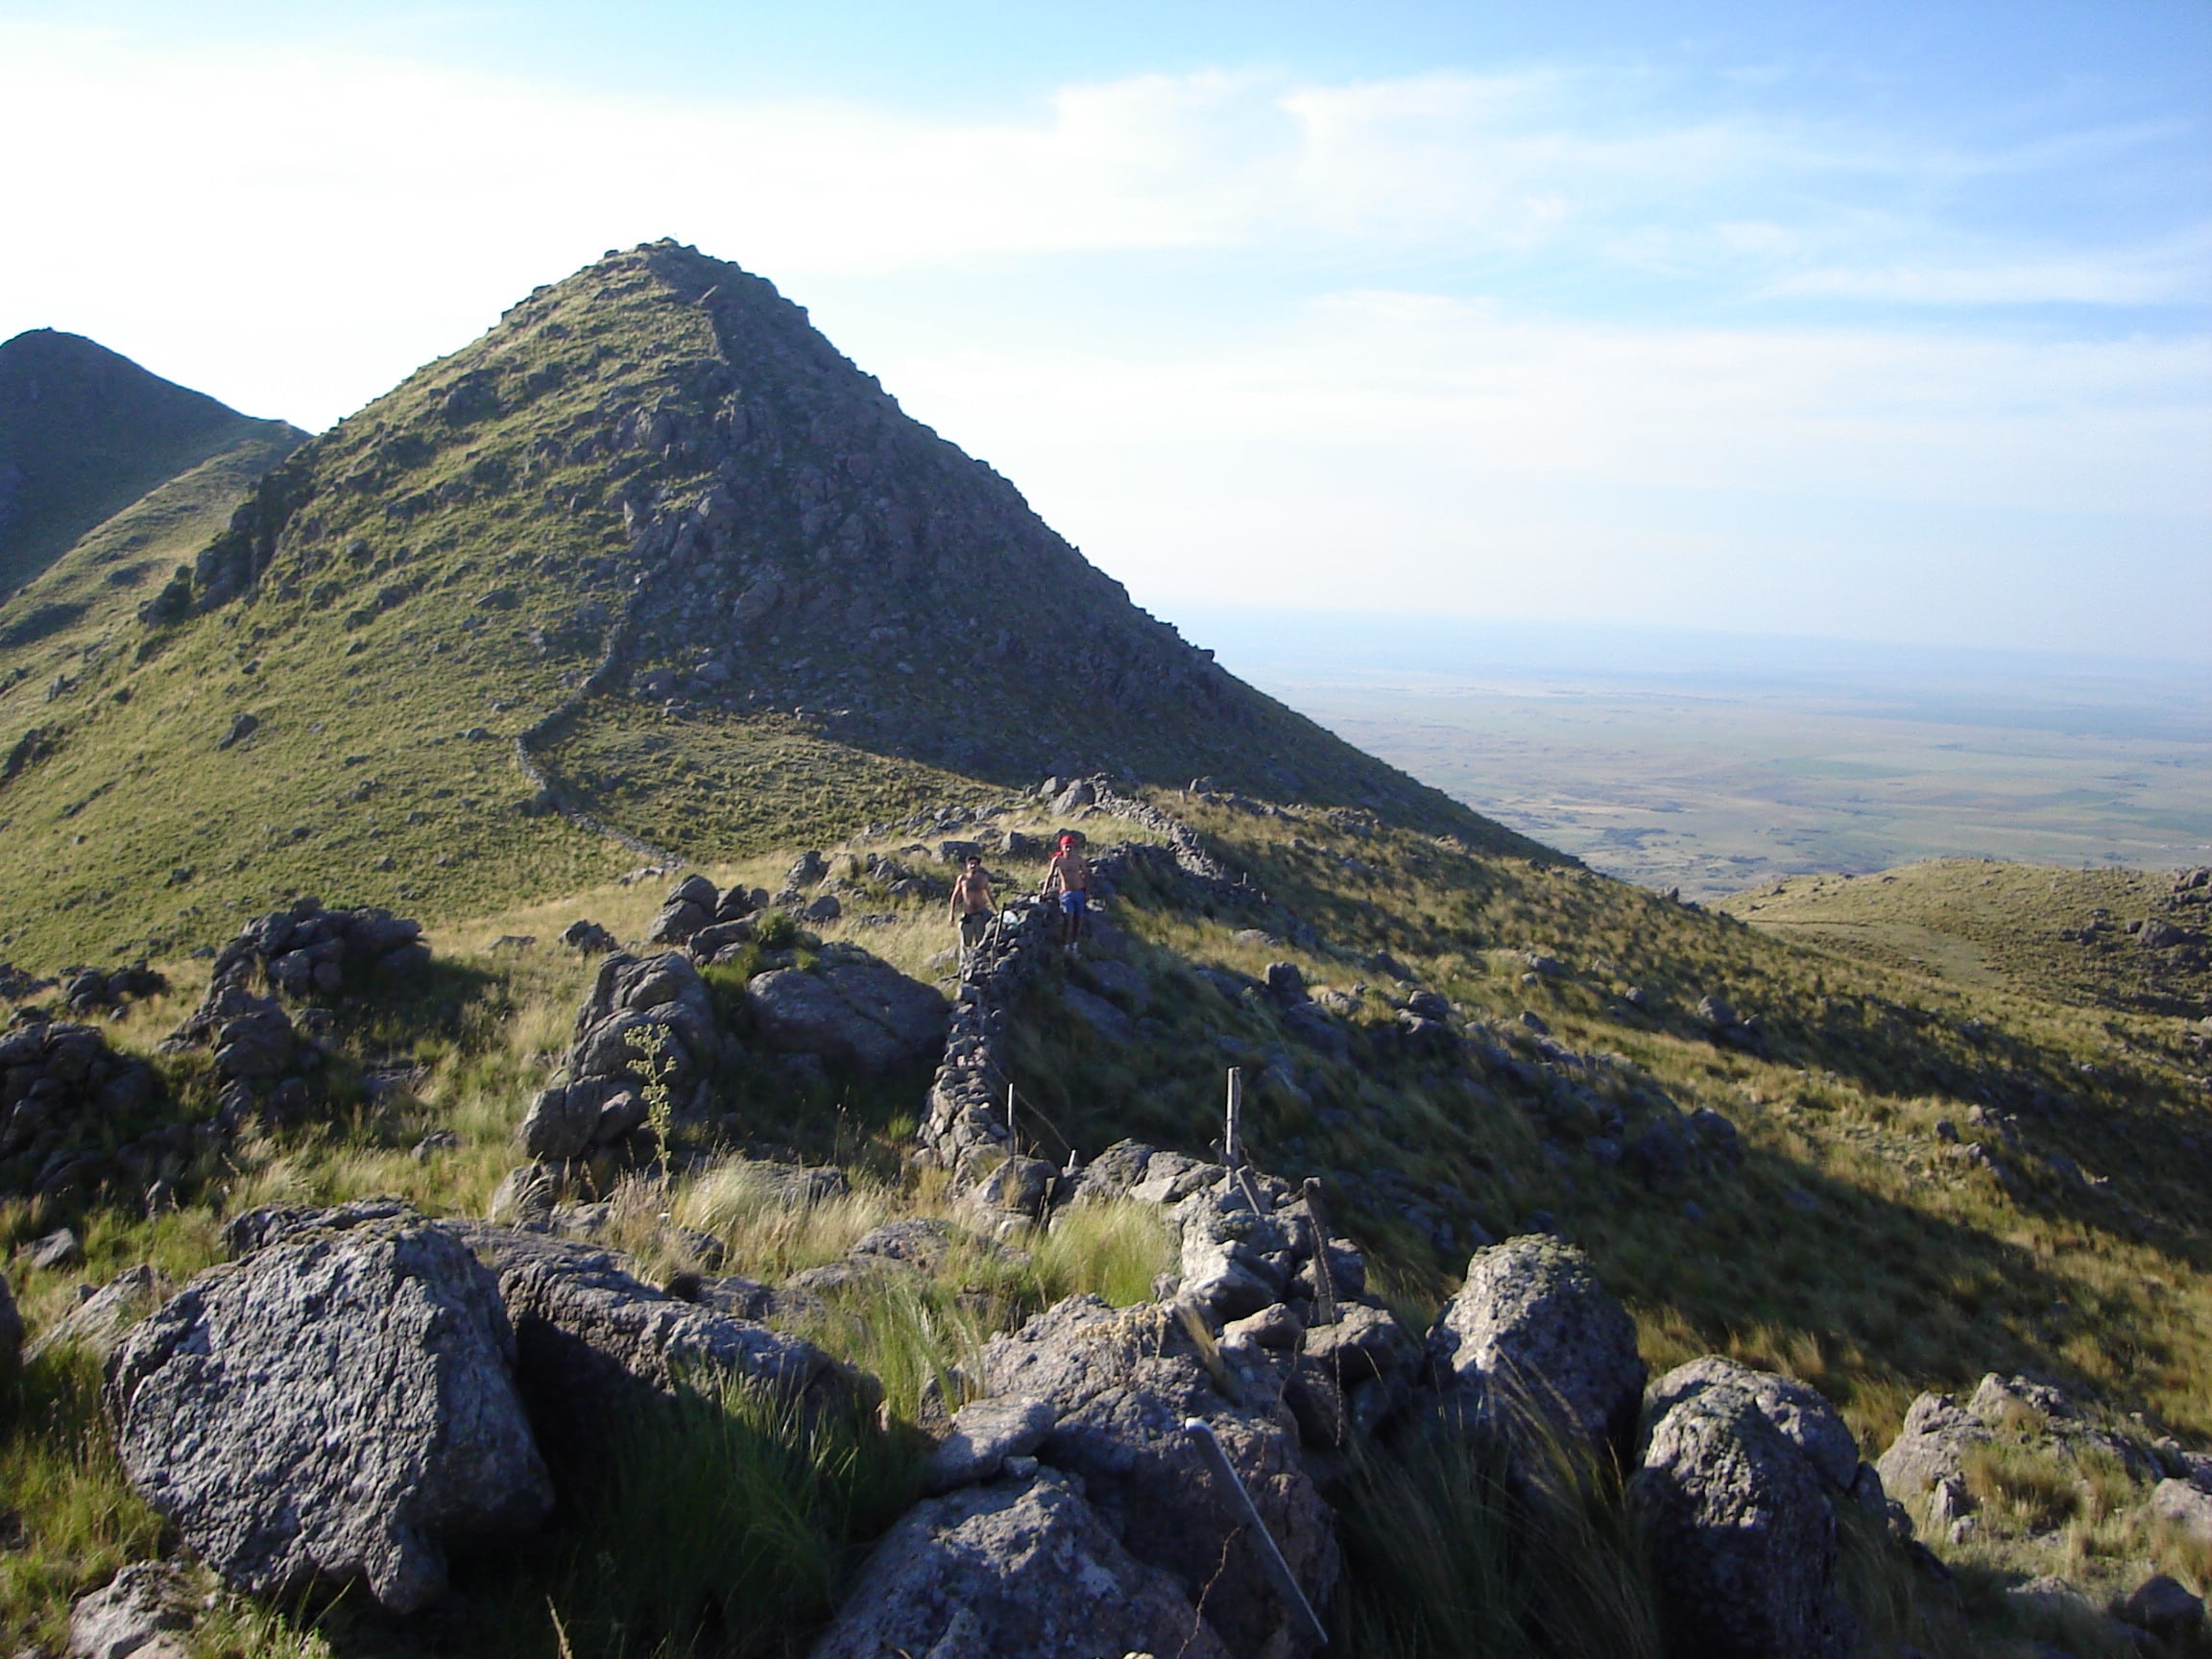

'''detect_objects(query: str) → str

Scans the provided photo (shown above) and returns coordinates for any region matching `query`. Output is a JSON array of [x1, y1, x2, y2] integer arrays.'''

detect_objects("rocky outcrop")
[[1425, 1235, 1646, 1469], [161, 897, 430, 1127], [982, 1294, 1336, 1659], [746, 945, 947, 1075], [808, 1470, 1230, 1659], [182, 897, 429, 1006], [1877, 1372, 2158, 1524], [443, 1222, 864, 1455], [1632, 1366, 1857, 1659], [517, 949, 719, 1170], [0, 1015, 181, 1205], [105, 1209, 550, 1613]]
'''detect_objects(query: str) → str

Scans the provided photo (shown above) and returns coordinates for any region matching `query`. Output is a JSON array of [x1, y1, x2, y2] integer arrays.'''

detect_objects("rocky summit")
[[0, 240, 1531, 970], [2, 240, 2210, 1659]]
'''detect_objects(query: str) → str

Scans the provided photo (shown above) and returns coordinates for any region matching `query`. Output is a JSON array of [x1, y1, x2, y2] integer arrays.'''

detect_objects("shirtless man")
[[950, 854, 996, 975], [1043, 831, 1090, 955]]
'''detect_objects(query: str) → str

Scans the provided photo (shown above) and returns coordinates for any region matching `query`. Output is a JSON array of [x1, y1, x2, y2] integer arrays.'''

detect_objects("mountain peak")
[[0, 240, 1540, 964], [0, 328, 300, 591]]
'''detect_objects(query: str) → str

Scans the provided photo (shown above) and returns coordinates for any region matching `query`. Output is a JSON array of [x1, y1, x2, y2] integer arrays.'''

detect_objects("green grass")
[[1727, 858, 2212, 1018], [1333, 1401, 1661, 1659], [0, 1346, 171, 1654], [514, 1373, 920, 1659], [0, 763, 2208, 1652]]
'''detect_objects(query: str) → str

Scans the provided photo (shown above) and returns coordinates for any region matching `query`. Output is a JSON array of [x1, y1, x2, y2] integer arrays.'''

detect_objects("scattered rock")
[[809, 1469, 1228, 1659], [26, 1225, 83, 1271], [560, 919, 619, 953], [2150, 1477, 2212, 1542], [925, 1396, 1058, 1493], [2118, 1573, 2204, 1639], [107, 1210, 551, 1612], [1427, 1235, 1647, 1466], [65, 1561, 194, 1659], [28, 1265, 170, 1365]]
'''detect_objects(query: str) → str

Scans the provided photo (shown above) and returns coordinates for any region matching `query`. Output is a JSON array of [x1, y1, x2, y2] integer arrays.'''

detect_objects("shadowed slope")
[[0, 329, 302, 593]]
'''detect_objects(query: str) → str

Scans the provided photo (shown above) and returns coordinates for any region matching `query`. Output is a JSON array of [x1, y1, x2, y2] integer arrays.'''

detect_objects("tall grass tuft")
[[0, 1347, 170, 1652], [541, 1373, 920, 1659], [1331, 1399, 1660, 1659]]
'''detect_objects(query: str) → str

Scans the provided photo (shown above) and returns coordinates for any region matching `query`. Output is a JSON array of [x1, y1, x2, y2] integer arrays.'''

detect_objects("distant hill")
[[0, 328, 304, 594], [1724, 858, 2212, 1018], [0, 241, 1545, 967]]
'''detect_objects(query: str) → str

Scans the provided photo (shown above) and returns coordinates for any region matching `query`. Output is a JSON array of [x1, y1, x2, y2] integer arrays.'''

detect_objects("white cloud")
[[0, 22, 2203, 657]]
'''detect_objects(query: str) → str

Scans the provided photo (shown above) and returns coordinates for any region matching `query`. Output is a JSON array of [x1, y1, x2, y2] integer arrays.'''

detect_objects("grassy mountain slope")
[[1724, 860, 2212, 1018], [5, 797, 2210, 1652], [0, 241, 1540, 971], [0, 329, 301, 594]]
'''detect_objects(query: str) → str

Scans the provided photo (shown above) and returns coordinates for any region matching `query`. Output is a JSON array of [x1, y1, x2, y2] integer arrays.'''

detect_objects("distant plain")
[[1184, 613, 2212, 899]]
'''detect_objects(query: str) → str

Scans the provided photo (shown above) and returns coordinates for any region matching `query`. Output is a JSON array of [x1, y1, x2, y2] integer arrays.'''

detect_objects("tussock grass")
[[1332, 1400, 1660, 1659], [0, 1347, 169, 1654], [523, 1373, 919, 1659]]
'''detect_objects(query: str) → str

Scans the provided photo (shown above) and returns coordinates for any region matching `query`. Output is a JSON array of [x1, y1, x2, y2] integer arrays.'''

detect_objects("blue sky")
[[2, 1, 2205, 658]]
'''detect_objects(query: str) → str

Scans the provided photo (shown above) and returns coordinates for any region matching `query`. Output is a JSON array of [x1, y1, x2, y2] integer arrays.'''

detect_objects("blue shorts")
[[1060, 890, 1086, 917]]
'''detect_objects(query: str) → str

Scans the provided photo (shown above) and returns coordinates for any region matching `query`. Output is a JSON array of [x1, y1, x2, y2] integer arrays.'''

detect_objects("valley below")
[[1194, 613, 2212, 902]]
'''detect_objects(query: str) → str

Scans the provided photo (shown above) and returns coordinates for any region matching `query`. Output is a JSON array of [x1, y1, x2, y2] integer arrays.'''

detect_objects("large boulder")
[[1632, 1375, 1856, 1659], [983, 1294, 1336, 1658], [1426, 1235, 1646, 1468], [808, 1470, 1228, 1659], [1645, 1356, 1860, 1491], [104, 1213, 551, 1613], [747, 950, 948, 1074], [442, 1223, 861, 1455], [559, 950, 718, 1103]]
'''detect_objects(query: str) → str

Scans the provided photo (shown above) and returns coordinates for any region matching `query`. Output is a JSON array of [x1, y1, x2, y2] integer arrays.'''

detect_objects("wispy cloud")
[[0, 20, 2203, 655]]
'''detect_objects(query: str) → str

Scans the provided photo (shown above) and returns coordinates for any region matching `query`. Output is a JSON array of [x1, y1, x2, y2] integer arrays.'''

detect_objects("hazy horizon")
[[3, 0, 2205, 661], [1173, 606, 2212, 894]]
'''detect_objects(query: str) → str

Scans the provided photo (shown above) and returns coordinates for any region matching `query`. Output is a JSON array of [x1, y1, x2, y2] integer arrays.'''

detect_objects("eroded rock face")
[[746, 948, 947, 1074], [1426, 1235, 1646, 1468], [442, 1222, 862, 1453], [1646, 1356, 1860, 1492], [1632, 1379, 1856, 1659], [105, 1214, 551, 1613], [983, 1294, 1336, 1659], [808, 1470, 1229, 1659]]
